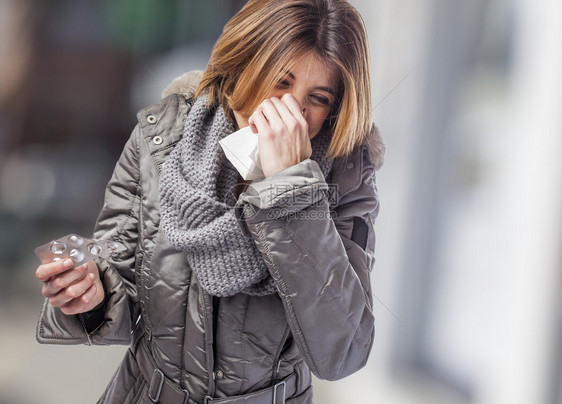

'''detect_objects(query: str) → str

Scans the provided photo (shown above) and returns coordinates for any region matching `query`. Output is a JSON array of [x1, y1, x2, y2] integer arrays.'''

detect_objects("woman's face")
[[235, 52, 337, 139]]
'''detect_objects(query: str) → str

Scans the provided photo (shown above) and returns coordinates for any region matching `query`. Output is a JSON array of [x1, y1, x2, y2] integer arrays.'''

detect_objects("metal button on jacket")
[[147, 115, 157, 124], [153, 136, 163, 145], [214, 370, 224, 379]]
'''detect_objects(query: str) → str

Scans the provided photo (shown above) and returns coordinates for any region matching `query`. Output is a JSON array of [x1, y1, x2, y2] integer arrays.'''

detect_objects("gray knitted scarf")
[[159, 94, 333, 297]]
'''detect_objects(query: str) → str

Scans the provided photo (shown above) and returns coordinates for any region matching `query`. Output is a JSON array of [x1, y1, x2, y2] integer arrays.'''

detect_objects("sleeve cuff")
[[78, 293, 107, 334], [239, 159, 328, 209], [234, 159, 330, 231]]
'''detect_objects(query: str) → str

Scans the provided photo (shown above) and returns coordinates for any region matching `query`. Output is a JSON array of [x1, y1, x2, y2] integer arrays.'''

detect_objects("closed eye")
[[310, 94, 332, 107], [276, 78, 291, 89]]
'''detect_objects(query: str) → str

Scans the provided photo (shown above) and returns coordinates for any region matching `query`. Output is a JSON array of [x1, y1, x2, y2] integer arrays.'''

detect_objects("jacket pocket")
[[272, 325, 292, 383]]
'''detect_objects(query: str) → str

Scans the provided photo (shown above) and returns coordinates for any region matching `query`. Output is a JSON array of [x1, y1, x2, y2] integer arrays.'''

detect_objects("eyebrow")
[[285, 72, 336, 95]]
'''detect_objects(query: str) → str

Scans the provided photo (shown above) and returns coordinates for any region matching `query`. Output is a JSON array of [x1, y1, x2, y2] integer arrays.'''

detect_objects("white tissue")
[[219, 126, 265, 181]]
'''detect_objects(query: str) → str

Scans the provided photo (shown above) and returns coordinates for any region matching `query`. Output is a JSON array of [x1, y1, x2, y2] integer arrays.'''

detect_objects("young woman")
[[35, 0, 384, 402]]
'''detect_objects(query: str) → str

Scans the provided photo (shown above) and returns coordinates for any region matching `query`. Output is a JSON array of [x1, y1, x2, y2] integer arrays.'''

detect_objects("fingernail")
[[89, 273, 95, 280], [63, 259, 73, 268]]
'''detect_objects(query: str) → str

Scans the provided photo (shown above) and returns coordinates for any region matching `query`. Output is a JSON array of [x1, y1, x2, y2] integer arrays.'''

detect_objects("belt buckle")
[[273, 380, 286, 404], [148, 369, 165, 402]]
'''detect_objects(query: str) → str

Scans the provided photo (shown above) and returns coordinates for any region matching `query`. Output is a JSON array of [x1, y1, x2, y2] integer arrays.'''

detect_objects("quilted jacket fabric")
[[36, 72, 384, 403]]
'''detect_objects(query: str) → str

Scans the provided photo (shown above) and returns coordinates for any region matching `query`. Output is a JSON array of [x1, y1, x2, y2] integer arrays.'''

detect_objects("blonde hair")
[[195, 0, 372, 159]]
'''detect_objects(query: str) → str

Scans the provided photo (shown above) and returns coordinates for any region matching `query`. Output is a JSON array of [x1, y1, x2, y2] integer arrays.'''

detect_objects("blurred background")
[[1, 0, 561, 403]]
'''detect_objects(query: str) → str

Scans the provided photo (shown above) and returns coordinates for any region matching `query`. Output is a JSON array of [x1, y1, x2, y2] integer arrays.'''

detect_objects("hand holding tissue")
[[219, 126, 265, 181]]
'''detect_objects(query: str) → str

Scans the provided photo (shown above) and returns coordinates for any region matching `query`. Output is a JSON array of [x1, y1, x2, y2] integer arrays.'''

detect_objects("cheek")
[[307, 110, 331, 139]]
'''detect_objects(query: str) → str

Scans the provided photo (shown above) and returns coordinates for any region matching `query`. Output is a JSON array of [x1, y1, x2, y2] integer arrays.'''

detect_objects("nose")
[[278, 90, 307, 116], [288, 89, 307, 112]]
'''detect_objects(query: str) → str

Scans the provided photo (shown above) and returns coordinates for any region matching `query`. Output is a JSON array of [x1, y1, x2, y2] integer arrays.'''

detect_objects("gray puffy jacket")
[[36, 72, 385, 404]]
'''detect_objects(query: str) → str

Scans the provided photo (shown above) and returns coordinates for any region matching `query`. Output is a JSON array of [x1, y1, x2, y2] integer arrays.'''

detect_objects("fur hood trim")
[[161, 70, 203, 100]]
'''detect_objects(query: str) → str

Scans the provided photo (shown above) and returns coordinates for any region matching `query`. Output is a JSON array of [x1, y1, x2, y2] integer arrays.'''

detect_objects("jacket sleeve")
[[36, 125, 142, 346], [234, 146, 379, 380]]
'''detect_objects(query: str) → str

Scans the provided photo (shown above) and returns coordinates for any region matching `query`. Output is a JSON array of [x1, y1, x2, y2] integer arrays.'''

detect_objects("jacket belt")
[[136, 337, 192, 404], [136, 337, 300, 404]]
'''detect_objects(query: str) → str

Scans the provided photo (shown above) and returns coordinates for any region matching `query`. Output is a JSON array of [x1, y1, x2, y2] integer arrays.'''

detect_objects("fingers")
[[249, 95, 307, 137], [248, 94, 312, 178], [44, 269, 96, 308], [279, 93, 308, 127], [41, 262, 90, 298], [248, 106, 271, 136], [37, 258, 105, 315], [59, 283, 99, 316], [36, 258, 74, 281], [269, 98, 302, 135], [259, 99, 284, 128]]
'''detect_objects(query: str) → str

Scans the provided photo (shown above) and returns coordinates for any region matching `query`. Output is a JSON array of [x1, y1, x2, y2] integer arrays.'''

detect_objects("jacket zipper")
[[201, 290, 216, 397], [212, 295, 219, 365], [137, 195, 152, 343]]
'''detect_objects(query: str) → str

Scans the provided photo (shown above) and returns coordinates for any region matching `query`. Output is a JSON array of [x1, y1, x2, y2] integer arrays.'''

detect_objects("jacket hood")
[[161, 70, 385, 170]]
